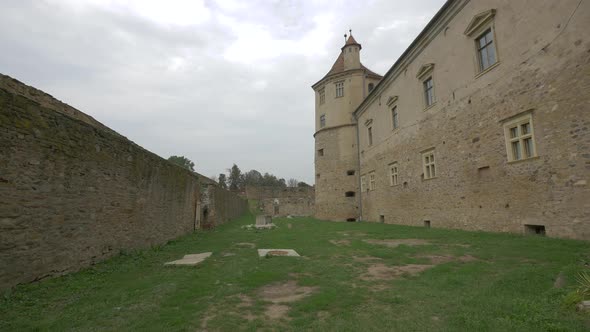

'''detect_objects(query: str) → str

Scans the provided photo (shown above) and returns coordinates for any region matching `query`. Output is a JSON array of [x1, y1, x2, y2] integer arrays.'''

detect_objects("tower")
[[312, 33, 382, 221]]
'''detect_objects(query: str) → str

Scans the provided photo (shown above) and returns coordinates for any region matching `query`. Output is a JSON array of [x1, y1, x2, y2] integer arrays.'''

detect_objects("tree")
[[218, 173, 227, 189], [228, 164, 243, 190], [287, 178, 298, 187], [297, 181, 311, 188], [243, 169, 263, 187], [168, 155, 195, 171]]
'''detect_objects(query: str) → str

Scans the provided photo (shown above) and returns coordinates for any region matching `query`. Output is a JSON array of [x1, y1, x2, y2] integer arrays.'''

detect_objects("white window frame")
[[389, 163, 399, 186], [391, 106, 399, 130], [335, 81, 344, 98], [423, 76, 435, 107], [475, 28, 497, 72], [503, 114, 537, 162], [422, 149, 436, 180], [360, 175, 366, 192], [319, 88, 326, 105], [369, 171, 376, 191]]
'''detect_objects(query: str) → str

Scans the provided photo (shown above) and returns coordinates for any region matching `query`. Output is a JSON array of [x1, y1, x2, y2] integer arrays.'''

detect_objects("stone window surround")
[[335, 81, 344, 98], [464, 9, 501, 78], [360, 175, 366, 192], [421, 148, 437, 180], [416, 63, 436, 110], [391, 105, 399, 130], [389, 162, 399, 186], [369, 171, 376, 191], [501, 112, 538, 163]]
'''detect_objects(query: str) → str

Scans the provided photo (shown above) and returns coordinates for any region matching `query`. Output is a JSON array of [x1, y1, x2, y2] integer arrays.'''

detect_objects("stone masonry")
[[0, 75, 247, 290]]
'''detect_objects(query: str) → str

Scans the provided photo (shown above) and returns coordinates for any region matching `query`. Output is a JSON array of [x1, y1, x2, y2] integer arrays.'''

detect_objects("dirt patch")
[[360, 263, 433, 281], [352, 255, 383, 263], [368, 283, 390, 292], [288, 223, 292, 229], [258, 280, 317, 303], [235, 242, 256, 248], [236, 294, 253, 308], [363, 239, 430, 248], [330, 239, 351, 246], [417, 254, 478, 264], [288, 272, 313, 279], [222, 252, 236, 257], [458, 255, 478, 262], [265, 304, 290, 320]]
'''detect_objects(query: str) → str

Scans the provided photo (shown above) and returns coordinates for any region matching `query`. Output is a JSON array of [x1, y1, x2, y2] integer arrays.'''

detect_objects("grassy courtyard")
[[1, 213, 589, 331]]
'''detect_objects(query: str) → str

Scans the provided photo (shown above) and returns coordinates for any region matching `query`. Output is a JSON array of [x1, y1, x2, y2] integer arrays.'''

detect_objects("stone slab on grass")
[[256, 215, 273, 226], [164, 252, 212, 266], [258, 249, 300, 257], [255, 223, 276, 229]]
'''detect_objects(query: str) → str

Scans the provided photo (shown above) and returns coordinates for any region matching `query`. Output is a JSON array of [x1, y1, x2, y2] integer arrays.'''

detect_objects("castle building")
[[313, 0, 590, 240], [312, 33, 382, 221]]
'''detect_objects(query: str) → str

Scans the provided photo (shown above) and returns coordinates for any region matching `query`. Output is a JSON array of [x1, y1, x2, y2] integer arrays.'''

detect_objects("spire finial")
[[349, 28, 352, 36], [344, 33, 347, 42]]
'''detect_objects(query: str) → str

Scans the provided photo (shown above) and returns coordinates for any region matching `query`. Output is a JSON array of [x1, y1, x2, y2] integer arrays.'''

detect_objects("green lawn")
[[2, 213, 589, 331]]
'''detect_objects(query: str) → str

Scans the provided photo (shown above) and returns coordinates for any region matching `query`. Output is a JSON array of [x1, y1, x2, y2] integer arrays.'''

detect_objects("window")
[[389, 163, 398, 186], [347, 170, 355, 176], [335, 81, 344, 98], [320, 114, 326, 128], [319, 88, 325, 105], [476, 28, 496, 72], [345, 191, 355, 197], [503, 114, 536, 162], [318, 149, 324, 157], [423, 77, 435, 107], [369, 172, 376, 190], [360, 175, 366, 192], [422, 150, 436, 180], [392, 106, 399, 129], [368, 83, 375, 92], [368, 127, 373, 146]]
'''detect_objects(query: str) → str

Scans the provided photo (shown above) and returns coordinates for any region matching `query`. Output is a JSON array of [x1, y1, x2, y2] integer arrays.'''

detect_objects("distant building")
[[312, 0, 590, 240]]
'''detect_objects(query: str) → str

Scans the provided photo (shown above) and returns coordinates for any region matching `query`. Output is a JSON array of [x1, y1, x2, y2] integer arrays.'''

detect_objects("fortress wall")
[[0, 75, 247, 290]]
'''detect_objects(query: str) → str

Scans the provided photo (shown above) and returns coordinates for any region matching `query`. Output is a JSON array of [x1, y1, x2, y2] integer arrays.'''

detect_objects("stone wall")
[[0, 75, 247, 290], [354, 0, 590, 240], [245, 186, 315, 217]]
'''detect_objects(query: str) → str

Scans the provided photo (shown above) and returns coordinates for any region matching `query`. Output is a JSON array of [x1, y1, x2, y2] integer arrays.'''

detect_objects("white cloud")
[[0, 0, 446, 183]]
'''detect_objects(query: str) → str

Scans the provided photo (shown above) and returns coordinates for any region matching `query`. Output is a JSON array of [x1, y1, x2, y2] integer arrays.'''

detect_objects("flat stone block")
[[255, 223, 276, 229], [164, 252, 212, 266], [256, 215, 272, 226], [258, 249, 300, 257]]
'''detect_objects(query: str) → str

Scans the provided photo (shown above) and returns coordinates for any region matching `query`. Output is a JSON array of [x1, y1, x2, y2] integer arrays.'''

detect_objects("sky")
[[0, 0, 445, 184]]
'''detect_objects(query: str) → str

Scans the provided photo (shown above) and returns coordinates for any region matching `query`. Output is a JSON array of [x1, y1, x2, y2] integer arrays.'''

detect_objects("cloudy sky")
[[0, 0, 445, 183]]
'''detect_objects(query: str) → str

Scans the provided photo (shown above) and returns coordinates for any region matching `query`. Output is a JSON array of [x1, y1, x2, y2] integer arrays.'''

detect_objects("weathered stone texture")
[[314, 126, 359, 221], [246, 186, 315, 217], [354, 0, 590, 239], [0, 77, 247, 290]]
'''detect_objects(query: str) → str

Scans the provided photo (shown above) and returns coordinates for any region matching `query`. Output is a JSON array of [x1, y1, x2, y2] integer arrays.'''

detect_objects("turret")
[[342, 33, 361, 71]]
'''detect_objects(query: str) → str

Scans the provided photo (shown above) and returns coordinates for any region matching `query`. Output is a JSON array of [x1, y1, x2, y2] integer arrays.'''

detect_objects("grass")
[[1, 212, 589, 331]]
